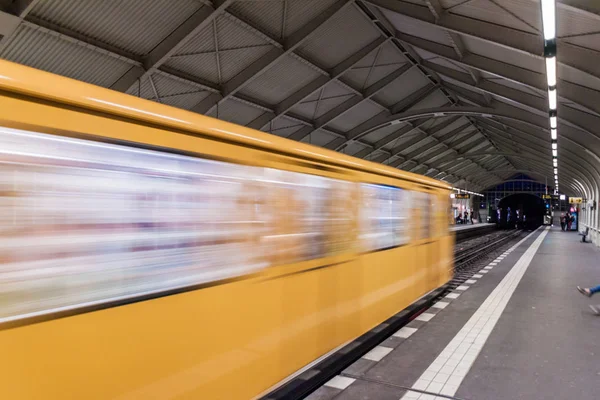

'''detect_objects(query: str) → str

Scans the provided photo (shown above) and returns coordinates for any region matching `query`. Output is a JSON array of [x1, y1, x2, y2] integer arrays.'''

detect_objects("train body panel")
[[0, 60, 454, 399]]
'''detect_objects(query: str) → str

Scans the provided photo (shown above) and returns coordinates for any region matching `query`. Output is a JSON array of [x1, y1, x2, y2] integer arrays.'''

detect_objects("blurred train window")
[[0, 127, 271, 321], [434, 194, 449, 236], [416, 191, 431, 240], [260, 169, 354, 264], [360, 184, 409, 251]]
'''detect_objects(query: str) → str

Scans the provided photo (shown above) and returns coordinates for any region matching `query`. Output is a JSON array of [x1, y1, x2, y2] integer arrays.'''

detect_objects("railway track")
[[272, 229, 528, 400], [442, 230, 524, 296]]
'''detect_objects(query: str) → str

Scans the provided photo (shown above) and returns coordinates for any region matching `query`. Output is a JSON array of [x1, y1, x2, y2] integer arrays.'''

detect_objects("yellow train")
[[0, 60, 453, 399]]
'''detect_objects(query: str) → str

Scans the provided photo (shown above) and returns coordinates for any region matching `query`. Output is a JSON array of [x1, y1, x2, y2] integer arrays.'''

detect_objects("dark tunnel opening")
[[496, 193, 545, 230]]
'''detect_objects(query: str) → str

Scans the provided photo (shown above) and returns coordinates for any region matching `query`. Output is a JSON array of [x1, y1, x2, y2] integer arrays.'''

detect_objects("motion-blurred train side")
[[0, 60, 453, 399]]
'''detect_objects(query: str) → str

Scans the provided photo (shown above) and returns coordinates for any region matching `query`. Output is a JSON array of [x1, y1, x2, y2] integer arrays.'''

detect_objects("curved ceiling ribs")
[[1, 0, 599, 196]]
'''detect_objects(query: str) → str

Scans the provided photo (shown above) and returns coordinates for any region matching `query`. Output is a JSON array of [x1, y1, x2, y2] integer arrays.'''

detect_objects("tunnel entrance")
[[497, 193, 545, 230]]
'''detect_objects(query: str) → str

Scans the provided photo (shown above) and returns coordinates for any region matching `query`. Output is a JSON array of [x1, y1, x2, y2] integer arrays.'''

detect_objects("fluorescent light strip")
[[541, 0, 556, 40], [552, 149, 558, 157], [548, 89, 557, 110], [550, 116, 557, 128], [553, 159, 557, 167], [552, 142, 557, 150], [554, 168, 558, 174], [545, 57, 557, 86], [551, 129, 557, 140]]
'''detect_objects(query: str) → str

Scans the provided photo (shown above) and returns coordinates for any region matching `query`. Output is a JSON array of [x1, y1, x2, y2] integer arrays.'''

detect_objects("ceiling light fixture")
[[548, 89, 557, 110], [541, 0, 556, 40], [541, 0, 557, 188], [545, 57, 557, 86]]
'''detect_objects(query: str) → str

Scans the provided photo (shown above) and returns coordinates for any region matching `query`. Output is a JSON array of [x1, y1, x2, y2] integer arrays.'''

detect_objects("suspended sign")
[[542, 194, 553, 199], [455, 194, 470, 199], [569, 197, 583, 204]]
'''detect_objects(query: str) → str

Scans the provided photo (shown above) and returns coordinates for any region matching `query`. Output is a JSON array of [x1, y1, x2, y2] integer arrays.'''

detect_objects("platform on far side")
[[308, 226, 600, 400], [450, 223, 495, 232], [451, 223, 496, 243]]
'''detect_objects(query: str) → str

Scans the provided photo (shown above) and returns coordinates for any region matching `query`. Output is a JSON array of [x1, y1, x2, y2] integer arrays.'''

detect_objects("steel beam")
[[402, 121, 472, 160], [205, 0, 354, 114], [446, 31, 466, 60], [424, 0, 444, 21], [250, 37, 389, 130], [422, 59, 600, 136], [394, 31, 600, 117], [390, 83, 438, 114], [365, 0, 600, 85], [8, 0, 40, 17], [116, 1, 235, 92]]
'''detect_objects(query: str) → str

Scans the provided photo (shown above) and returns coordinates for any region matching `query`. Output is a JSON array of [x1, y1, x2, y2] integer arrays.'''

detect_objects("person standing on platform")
[[577, 285, 600, 315], [560, 213, 566, 231]]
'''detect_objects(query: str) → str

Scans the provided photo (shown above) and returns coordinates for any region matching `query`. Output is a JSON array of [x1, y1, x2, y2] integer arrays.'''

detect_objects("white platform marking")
[[362, 346, 393, 362], [400, 228, 547, 400], [415, 312, 435, 322], [478, 270, 488, 274], [456, 285, 469, 291], [325, 375, 355, 390], [433, 301, 449, 309], [445, 293, 460, 299], [394, 327, 418, 338], [473, 274, 483, 278], [465, 279, 477, 284]]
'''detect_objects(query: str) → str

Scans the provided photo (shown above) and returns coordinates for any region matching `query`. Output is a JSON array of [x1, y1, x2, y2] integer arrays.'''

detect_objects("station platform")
[[308, 225, 600, 399], [449, 223, 495, 232], [451, 223, 496, 243]]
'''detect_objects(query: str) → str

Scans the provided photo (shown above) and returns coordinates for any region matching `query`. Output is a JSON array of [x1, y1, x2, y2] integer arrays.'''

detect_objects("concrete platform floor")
[[307, 226, 600, 400]]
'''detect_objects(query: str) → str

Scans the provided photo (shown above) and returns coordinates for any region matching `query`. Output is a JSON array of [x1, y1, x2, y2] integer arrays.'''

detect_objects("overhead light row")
[[452, 187, 483, 197], [541, 0, 558, 192]]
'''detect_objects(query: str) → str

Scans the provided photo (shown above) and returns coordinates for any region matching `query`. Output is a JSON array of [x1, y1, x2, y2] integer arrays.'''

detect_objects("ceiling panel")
[[0, 23, 132, 88], [297, 4, 381, 69], [362, 121, 411, 144], [300, 129, 338, 146], [327, 100, 384, 132], [240, 54, 323, 105], [382, 8, 453, 46], [408, 89, 450, 111], [228, 0, 285, 39], [372, 66, 430, 107], [460, 35, 544, 74], [448, 0, 538, 34], [30, 0, 202, 55]]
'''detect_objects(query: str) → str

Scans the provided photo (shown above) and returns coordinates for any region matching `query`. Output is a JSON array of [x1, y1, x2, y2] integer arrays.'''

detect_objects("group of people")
[[560, 212, 574, 231], [455, 209, 475, 225]]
